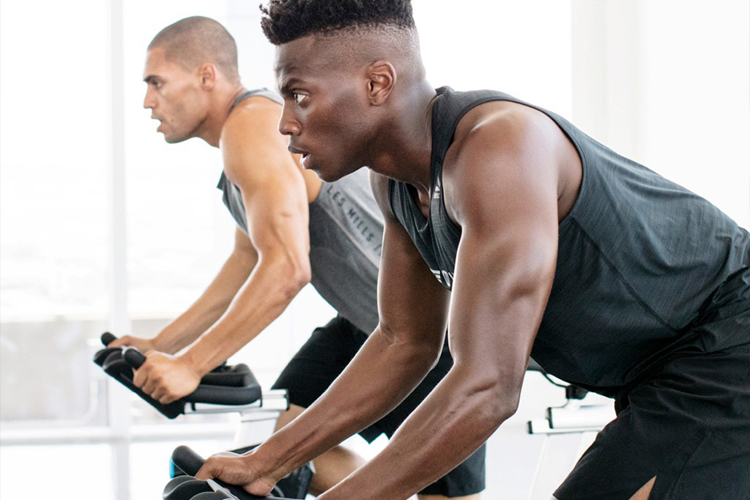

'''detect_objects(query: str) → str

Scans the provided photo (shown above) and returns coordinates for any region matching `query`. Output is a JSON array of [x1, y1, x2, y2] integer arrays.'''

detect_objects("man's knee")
[[629, 476, 656, 500]]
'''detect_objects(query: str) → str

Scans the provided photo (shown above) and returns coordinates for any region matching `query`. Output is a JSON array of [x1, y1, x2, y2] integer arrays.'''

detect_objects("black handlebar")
[[93, 332, 263, 419], [168, 446, 290, 500], [171, 446, 207, 477], [122, 346, 147, 369], [101, 331, 117, 347]]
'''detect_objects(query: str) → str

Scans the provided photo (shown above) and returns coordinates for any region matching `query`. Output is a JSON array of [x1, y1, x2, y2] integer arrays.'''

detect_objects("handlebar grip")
[[171, 446, 288, 500], [123, 346, 147, 369], [172, 446, 205, 477], [101, 332, 117, 347]]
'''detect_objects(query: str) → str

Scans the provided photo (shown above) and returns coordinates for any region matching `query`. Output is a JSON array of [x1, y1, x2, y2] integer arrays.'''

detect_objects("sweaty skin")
[[195, 32, 585, 500]]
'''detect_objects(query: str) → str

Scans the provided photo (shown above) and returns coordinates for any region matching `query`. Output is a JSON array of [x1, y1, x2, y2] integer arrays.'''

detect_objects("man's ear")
[[366, 61, 396, 106], [199, 63, 217, 90]]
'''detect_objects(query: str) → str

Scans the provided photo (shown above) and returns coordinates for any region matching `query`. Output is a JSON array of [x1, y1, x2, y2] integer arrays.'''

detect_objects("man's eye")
[[292, 93, 306, 104]]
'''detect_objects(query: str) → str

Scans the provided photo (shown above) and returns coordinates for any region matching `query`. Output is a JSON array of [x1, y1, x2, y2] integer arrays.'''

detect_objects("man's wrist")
[[149, 335, 165, 353], [178, 348, 211, 378], [252, 431, 302, 484], [151, 330, 182, 354]]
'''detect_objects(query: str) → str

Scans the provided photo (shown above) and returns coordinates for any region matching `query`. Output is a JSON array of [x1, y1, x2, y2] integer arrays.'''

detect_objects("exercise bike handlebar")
[[122, 346, 147, 369], [170, 446, 291, 500], [97, 335, 311, 498], [101, 331, 117, 347], [94, 332, 263, 418], [100, 332, 147, 368]]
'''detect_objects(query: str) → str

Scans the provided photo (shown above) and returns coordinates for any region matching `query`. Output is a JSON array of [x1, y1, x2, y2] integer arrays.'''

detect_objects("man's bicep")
[[376, 211, 450, 350], [223, 111, 309, 255], [239, 172, 308, 254], [445, 117, 560, 385]]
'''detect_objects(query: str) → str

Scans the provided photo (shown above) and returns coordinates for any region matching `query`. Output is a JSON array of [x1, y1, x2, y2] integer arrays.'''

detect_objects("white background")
[[1, 1, 748, 499]]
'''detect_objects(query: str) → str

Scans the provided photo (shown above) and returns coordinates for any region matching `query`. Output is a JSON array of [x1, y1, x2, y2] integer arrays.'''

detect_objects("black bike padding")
[[101, 331, 117, 347], [95, 347, 185, 418], [170, 446, 289, 500], [191, 493, 232, 500], [93, 333, 262, 419], [163, 476, 214, 500], [123, 346, 147, 368]]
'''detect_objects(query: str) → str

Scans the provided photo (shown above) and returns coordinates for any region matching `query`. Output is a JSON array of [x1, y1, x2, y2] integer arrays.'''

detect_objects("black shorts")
[[555, 270, 750, 500], [272, 316, 486, 497]]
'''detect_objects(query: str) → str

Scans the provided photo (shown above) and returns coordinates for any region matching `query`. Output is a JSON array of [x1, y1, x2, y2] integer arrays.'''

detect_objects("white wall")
[[1, 1, 748, 499], [572, 0, 750, 228]]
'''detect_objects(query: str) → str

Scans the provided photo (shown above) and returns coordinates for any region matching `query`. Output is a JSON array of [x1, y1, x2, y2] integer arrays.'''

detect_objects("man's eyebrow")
[[278, 77, 303, 94]]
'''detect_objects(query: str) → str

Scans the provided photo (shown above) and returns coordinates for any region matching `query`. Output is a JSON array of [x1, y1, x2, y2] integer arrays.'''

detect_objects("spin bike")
[[164, 445, 296, 500], [93, 333, 313, 499]]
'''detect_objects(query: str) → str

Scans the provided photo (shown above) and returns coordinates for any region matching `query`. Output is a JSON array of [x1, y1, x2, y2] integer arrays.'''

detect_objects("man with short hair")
[[194, 2, 750, 500], [111, 15, 485, 500]]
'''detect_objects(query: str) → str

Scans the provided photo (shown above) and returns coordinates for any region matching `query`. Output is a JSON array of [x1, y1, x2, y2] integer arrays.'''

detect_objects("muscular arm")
[[197, 104, 565, 500], [315, 106, 562, 499], [135, 98, 312, 403], [140, 228, 258, 354], [196, 171, 452, 494], [180, 99, 311, 375]]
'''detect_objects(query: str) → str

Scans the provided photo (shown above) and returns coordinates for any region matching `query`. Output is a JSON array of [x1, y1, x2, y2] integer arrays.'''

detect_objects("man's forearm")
[[156, 298, 233, 354], [155, 251, 253, 354], [320, 364, 515, 500], [180, 253, 308, 375], [250, 329, 442, 482]]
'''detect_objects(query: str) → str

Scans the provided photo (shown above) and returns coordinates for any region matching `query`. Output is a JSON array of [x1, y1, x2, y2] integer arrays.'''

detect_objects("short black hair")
[[260, 0, 416, 45], [149, 16, 239, 81]]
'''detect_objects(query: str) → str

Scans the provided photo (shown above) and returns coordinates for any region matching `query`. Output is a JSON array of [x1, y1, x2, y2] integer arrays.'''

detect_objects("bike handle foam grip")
[[123, 346, 147, 369], [163, 476, 213, 500], [171, 446, 288, 500], [172, 446, 205, 476], [101, 332, 117, 347]]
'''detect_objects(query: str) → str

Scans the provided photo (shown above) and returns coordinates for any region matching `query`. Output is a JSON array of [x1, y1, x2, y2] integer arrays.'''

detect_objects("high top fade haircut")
[[260, 0, 416, 45], [149, 16, 240, 82]]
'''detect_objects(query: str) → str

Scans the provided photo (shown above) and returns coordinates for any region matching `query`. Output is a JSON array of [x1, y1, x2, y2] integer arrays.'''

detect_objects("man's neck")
[[368, 81, 436, 194], [199, 83, 247, 148]]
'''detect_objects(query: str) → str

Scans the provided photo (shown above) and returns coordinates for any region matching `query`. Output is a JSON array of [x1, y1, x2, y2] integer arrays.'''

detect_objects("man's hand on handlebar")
[[132, 352, 202, 404], [195, 450, 280, 498], [107, 334, 158, 353]]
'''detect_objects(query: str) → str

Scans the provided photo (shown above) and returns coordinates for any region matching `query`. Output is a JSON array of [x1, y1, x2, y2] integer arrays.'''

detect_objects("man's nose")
[[143, 90, 155, 110], [278, 106, 301, 136]]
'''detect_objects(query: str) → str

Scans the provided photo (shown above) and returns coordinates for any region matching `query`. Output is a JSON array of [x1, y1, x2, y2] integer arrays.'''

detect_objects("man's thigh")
[[554, 344, 750, 500]]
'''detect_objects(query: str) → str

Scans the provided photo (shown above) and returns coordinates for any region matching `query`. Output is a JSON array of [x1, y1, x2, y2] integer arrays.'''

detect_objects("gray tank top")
[[390, 87, 750, 393], [217, 89, 382, 333]]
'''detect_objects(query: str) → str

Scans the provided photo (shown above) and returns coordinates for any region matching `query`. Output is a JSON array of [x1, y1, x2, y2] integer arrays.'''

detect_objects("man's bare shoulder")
[[444, 99, 580, 224], [220, 96, 297, 186], [222, 96, 283, 143], [450, 100, 555, 164]]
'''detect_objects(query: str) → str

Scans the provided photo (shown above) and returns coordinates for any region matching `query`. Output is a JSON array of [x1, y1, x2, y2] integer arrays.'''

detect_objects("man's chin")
[[312, 166, 343, 183], [306, 157, 357, 182], [163, 134, 187, 144]]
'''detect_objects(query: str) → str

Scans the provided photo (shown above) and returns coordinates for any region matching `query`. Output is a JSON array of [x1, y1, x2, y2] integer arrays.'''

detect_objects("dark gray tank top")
[[218, 89, 382, 333], [389, 87, 750, 393]]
